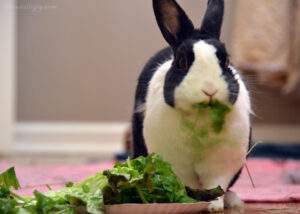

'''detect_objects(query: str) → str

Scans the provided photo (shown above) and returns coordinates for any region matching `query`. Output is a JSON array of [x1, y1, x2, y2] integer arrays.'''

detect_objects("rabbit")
[[131, 0, 252, 212]]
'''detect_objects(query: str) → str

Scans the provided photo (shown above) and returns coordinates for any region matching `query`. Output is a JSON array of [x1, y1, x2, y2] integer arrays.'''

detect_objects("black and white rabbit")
[[132, 0, 251, 211]]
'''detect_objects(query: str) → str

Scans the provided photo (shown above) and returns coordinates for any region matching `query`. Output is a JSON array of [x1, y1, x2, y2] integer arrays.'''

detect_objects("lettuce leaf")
[[0, 167, 106, 214], [46, 172, 107, 214], [0, 167, 20, 190]]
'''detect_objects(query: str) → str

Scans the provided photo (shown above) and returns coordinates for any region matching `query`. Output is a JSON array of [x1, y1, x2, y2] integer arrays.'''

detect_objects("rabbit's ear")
[[153, 0, 194, 47], [200, 0, 224, 39]]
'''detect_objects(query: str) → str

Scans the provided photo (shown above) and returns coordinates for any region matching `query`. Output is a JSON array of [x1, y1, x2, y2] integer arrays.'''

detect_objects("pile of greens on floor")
[[0, 154, 224, 214]]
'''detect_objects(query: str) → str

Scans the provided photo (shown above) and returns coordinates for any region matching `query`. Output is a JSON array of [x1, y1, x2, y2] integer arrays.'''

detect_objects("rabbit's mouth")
[[201, 89, 218, 103], [179, 100, 232, 135], [176, 99, 231, 115]]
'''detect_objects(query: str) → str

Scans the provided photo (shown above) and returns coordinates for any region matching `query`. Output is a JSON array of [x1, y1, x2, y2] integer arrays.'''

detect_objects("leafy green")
[[0, 198, 19, 214], [0, 167, 21, 190], [0, 168, 22, 213], [0, 186, 11, 198], [0, 155, 224, 213], [180, 100, 231, 154], [33, 190, 76, 214], [192, 100, 231, 134], [46, 172, 107, 214], [0, 167, 107, 214], [103, 154, 221, 205]]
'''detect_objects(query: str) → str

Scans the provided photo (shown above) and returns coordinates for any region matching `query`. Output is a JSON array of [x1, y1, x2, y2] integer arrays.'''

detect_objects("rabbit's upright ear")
[[200, 0, 224, 39], [153, 0, 194, 47]]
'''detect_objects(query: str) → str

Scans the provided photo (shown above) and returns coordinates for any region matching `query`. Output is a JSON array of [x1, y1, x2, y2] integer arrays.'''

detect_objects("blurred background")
[[0, 0, 300, 162]]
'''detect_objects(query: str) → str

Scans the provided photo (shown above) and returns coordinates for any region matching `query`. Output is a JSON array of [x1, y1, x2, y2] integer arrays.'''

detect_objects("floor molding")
[[11, 122, 300, 157], [253, 124, 300, 143], [12, 122, 129, 157]]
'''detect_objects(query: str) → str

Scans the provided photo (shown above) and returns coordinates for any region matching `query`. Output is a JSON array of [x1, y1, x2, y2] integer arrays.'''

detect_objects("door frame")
[[0, 0, 15, 155]]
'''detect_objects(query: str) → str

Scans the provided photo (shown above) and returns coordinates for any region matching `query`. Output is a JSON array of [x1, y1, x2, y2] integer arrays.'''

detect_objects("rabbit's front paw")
[[224, 191, 244, 209], [208, 197, 224, 213]]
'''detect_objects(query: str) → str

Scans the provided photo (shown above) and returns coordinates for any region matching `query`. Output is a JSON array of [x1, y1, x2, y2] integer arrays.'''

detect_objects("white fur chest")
[[143, 61, 251, 189]]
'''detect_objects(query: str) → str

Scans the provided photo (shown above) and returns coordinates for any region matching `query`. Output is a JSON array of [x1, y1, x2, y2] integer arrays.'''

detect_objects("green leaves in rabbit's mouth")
[[193, 100, 232, 134], [180, 100, 232, 149]]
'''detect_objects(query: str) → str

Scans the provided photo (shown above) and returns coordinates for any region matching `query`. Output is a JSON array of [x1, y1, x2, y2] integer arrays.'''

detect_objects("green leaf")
[[0, 198, 19, 214], [34, 191, 55, 213], [46, 172, 107, 214], [0, 167, 21, 190], [34, 190, 76, 214], [192, 100, 231, 134], [0, 186, 11, 198]]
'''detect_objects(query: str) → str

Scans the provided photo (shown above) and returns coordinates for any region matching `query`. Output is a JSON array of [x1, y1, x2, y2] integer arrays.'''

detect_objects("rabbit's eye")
[[178, 56, 188, 70]]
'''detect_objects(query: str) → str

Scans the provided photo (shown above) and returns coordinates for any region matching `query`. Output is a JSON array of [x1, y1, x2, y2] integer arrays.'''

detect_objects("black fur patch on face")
[[223, 67, 239, 104], [205, 39, 227, 67], [205, 39, 239, 104], [164, 40, 195, 107]]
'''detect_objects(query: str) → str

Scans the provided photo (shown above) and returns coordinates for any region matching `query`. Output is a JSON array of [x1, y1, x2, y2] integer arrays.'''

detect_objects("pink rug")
[[1, 159, 300, 202], [0, 162, 113, 196], [231, 159, 300, 202]]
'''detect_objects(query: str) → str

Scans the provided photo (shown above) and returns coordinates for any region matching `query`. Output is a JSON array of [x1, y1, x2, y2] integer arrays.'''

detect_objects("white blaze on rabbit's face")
[[174, 40, 229, 111]]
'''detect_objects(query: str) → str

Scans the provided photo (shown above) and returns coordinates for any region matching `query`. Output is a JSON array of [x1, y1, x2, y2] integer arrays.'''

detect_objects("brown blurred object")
[[232, 0, 300, 92], [124, 126, 132, 154], [287, 167, 300, 184]]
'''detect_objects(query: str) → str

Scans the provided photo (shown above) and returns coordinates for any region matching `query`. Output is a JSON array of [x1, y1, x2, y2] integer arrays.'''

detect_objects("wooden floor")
[[225, 203, 300, 214]]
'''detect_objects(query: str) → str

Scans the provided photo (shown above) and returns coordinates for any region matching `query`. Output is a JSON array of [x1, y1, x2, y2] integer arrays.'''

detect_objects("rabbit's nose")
[[203, 81, 216, 92], [202, 89, 218, 102], [202, 90, 218, 98]]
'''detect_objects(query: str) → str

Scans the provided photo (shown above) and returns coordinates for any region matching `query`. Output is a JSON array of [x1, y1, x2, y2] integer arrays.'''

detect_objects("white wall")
[[16, 0, 235, 122], [0, 0, 15, 154]]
